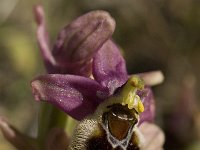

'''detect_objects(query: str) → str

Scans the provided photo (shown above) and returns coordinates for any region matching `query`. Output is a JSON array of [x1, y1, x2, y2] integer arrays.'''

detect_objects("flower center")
[[120, 76, 145, 113]]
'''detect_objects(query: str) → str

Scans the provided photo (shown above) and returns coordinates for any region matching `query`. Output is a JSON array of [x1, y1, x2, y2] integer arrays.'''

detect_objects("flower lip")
[[102, 104, 138, 143]]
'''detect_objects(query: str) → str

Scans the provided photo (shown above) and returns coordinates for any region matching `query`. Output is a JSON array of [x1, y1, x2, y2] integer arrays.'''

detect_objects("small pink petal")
[[138, 70, 164, 86], [139, 122, 165, 150]]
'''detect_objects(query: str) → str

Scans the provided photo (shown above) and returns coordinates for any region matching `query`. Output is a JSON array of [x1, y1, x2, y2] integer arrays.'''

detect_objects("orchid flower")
[[0, 5, 165, 150], [31, 5, 165, 149], [32, 6, 164, 122]]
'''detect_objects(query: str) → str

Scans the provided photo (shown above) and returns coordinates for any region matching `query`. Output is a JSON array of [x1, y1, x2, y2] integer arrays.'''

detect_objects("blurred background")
[[0, 0, 200, 149]]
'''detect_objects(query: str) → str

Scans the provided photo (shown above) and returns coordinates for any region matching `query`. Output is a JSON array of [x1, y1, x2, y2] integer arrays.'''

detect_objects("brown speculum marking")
[[105, 104, 138, 141], [85, 104, 140, 150], [86, 125, 140, 150]]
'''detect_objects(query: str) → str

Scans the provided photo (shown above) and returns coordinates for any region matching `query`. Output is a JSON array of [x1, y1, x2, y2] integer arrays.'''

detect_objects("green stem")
[[65, 116, 77, 137], [37, 102, 67, 149]]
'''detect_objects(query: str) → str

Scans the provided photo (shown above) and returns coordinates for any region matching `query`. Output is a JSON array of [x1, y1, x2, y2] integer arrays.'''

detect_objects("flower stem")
[[37, 102, 67, 149], [65, 116, 77, 137]]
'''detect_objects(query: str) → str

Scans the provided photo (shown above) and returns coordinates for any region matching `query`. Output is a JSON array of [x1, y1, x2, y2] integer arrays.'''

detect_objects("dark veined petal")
[[31, 74, 108, 120], [92, 40, 128, 95], [52, 10, 115, 76], [34, 7, 116, 76], [33, 5, 57, 73], [53, 10, 115, 63], [138, 87, 155, 124]]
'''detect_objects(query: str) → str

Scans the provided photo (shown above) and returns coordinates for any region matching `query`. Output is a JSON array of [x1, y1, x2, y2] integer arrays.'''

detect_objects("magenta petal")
[[138, 87, 155, 125], [33, 5, 57, 73], [31, 74, 108, 120], [92, 40, 128, 95], [53, 10, 115, 63], [51, 11, 115, 76]]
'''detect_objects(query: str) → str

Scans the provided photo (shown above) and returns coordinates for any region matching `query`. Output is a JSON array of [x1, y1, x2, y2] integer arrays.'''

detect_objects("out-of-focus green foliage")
[[0, 0, 200, 149]]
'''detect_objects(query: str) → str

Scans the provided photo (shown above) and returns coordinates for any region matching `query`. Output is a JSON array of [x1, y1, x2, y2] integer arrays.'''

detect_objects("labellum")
[[69, 76, 145, 150]]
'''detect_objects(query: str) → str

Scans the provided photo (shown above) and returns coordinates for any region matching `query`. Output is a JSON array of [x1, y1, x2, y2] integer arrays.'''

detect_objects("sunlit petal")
[[93, 40, 128, 94], [31, 74, 108, 120]]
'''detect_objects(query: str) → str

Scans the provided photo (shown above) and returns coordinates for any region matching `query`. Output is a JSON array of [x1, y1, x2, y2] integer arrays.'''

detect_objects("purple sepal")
[[92, 40, 128, 95], [34, 6, 115, 76], [53, 10, 115, 63], [33, 5, 57, 73], [31, 74, 108, 120]]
